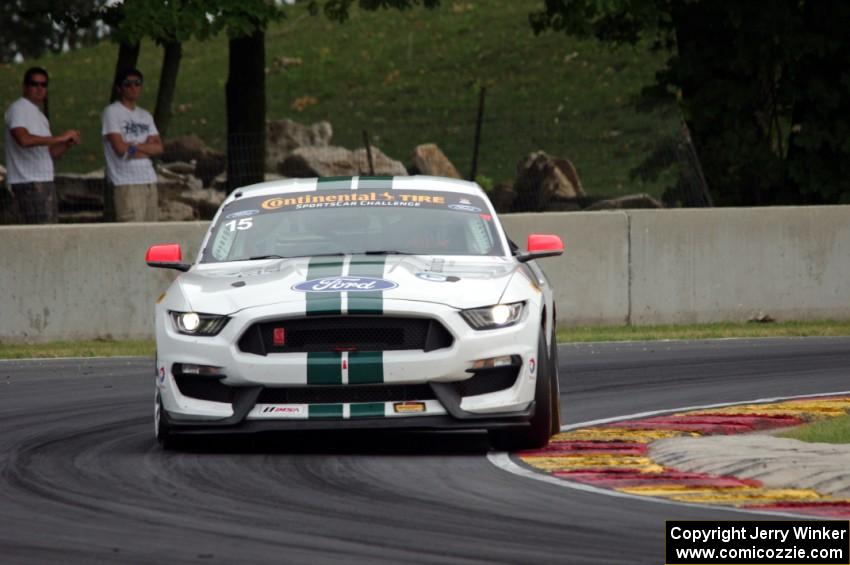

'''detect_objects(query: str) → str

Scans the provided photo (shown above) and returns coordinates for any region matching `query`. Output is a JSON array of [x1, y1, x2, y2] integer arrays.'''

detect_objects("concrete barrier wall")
[[501, 212, 629, 326], [628, 207, 850, 324], [0, 223, 207, 342], [1, 206, 849, 341]]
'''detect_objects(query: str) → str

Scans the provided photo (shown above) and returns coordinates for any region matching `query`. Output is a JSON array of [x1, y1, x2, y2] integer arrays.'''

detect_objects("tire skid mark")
[[513, 395, 850, 517]]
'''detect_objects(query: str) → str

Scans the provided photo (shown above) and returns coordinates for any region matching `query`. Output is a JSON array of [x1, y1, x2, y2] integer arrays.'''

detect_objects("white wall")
[[2, 206, 849, 341]]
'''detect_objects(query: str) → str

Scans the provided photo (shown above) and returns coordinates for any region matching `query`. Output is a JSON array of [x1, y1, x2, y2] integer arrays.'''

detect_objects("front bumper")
[[156, 298, 542, 431]]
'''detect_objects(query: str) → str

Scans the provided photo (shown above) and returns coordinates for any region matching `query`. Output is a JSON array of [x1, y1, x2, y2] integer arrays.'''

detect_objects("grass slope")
[[0, 1, 675, 197]]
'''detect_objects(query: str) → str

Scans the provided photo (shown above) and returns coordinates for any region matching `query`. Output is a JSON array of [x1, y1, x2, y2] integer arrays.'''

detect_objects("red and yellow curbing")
[[517, 396, 850, 517]]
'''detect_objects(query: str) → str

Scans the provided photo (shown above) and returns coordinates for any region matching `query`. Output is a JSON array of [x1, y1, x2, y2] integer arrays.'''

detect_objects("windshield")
[[201, 187, 505, 263]]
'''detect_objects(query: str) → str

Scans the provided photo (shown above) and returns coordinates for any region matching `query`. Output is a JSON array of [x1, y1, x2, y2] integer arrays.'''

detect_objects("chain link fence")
[[1, 98, 707, 224]]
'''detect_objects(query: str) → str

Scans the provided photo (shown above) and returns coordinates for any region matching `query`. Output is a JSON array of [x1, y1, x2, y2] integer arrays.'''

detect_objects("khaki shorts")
[[113, 183, 158, 222]]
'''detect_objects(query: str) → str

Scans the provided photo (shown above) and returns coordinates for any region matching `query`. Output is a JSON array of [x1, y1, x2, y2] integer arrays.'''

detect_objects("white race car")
[[147, 176, 564, 450]]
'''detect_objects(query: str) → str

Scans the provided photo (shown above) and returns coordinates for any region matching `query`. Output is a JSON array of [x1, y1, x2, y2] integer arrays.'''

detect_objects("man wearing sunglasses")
[[4, 66, 81, 223], [102, 67, 163, 222]]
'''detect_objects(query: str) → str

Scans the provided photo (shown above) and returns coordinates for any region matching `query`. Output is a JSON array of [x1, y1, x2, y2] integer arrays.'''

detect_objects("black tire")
[[489, 333, 553, 451], [155, 392, 178, 450], [548, 333, 562, 436]]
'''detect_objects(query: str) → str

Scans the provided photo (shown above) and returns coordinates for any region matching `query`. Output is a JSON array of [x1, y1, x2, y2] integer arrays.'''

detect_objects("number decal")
[[225, 218, 253, 232]]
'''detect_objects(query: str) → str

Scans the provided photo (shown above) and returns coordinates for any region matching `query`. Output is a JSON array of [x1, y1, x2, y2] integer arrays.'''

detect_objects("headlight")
[[169, 311, 230, 336], [460, 302, 524, 330]]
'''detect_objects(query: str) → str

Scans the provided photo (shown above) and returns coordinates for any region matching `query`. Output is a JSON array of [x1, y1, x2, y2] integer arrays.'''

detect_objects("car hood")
[[178, 255, 520, 314]]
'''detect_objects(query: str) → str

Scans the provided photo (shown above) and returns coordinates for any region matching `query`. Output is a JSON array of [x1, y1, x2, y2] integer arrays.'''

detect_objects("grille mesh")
[[238, 316, 453, 355]]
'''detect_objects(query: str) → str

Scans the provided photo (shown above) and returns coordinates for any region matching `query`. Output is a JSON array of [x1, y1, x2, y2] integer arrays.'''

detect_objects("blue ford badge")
[[292, 276, 398, 292], [225, 209, 260, 219], [448, 204, 482, 213]]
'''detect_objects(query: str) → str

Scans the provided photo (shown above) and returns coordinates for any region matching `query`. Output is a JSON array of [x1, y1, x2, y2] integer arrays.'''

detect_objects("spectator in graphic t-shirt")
[[4, 66, 81, 224], [102, 68, 163, 222]]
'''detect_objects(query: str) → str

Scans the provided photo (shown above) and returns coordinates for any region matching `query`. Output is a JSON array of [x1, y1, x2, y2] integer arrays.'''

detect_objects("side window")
[[468, 216, 495, 254], [211, 222, 236, 261]]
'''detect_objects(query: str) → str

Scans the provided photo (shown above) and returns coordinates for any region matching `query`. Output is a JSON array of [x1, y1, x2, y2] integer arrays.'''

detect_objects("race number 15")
[[225, 218, 253, 232]]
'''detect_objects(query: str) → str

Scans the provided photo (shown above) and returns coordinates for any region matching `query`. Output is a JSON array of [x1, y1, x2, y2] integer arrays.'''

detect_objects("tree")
[[0, 0, 106, 63], [219, 0, 440, 192], [98, 0, 441, 194], [530, 0, 850, 206], [104, 0, 215, 134], [209, 2, 283, 192]]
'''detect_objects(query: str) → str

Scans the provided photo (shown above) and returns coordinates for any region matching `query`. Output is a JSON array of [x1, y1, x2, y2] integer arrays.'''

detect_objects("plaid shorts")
[[7, 182, 58, 224]]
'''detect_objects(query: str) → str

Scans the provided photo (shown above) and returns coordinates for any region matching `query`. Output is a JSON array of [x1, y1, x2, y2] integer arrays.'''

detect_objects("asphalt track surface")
[[2, 337, 849, 564]]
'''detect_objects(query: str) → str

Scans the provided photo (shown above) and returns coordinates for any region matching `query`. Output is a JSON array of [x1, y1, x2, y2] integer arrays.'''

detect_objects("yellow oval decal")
[[262, 198, 286, 210]]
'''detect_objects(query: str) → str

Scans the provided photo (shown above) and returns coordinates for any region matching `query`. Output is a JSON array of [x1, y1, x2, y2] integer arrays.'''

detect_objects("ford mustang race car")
[[146, 175, 564, 450]]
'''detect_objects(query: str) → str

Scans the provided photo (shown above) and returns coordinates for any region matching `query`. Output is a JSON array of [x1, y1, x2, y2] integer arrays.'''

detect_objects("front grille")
[[258, 383, 436, 404], [238, 316, 453, 355]]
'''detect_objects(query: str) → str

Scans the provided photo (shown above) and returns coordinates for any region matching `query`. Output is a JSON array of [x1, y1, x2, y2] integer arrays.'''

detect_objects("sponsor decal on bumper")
[[248, 400, 446, 420]]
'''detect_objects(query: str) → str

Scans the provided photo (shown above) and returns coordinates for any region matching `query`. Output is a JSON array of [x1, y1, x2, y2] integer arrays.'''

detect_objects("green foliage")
[[107, 0, 286, 45], [531, 0, 850, 206], [310, 0, 440, 22], [0, 1, 675, 197], [0, 0, 107, 63], [475, 174, 494, 191]]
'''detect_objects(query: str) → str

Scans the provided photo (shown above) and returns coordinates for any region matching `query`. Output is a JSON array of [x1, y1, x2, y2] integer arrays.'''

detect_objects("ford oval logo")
[[449, 204, 482, 213], [292, 276, 398, 292], [225, 209, 259, 219]]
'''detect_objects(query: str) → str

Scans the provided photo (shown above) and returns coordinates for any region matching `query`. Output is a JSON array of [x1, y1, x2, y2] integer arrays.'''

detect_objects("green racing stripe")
[[348, 351, 384, 384], [306, 256, 344, 316], [307, 352, 342, 385], [308, 404, 344, 418], [349, 403, 385, 418], [347, 255, 386, 315]]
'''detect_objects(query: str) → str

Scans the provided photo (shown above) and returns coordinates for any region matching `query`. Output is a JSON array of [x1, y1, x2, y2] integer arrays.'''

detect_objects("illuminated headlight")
[[169, 311, 230, 336], [460, 302, 524, 330]]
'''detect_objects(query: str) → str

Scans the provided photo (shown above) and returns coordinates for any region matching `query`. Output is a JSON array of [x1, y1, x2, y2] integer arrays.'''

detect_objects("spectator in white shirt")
[[102, 67, 163, 222], [4, 66, 80, 224]]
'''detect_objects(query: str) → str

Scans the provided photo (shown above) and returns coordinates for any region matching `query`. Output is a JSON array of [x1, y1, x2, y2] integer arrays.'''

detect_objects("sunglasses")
[[121, 79, 143, 87], [26, 80, 48, 88]]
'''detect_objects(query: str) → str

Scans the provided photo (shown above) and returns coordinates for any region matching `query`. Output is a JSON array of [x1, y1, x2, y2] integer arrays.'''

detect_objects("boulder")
[[54, 171, 107, 211], [409, 144, 461, 178], [161, 134, 225, 187], [512, 151, 584, 212], [279, 146, 407, 178], [553, 157, 585, 197], [158, 199, 197, 221], [178, 187, 226, 220], [353, 147, 408, 176], [583, 193, 663, 211], [195, 153, 226, 187], [211, 172, 285, 192], [489, 181, 516, 213], [161, 161, 196, 175], [59, 210, 103, 223], [266, 119, 333, 173], [162, 134, 209, 163], [156, 165, 223, 219]]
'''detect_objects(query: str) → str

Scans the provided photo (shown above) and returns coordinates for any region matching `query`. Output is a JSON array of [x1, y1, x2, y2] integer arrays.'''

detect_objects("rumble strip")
[[489, 391, 850, 518]]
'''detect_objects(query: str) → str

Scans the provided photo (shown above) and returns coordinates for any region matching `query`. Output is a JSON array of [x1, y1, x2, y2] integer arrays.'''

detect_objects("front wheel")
[[489, 333, 553, 451], [155, 392, 178, 450]]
